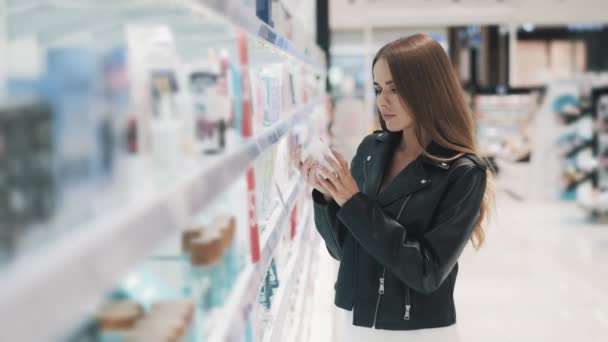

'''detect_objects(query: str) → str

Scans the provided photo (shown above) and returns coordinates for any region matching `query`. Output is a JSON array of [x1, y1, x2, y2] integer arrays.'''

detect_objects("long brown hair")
[[373, 34, 493, 250]]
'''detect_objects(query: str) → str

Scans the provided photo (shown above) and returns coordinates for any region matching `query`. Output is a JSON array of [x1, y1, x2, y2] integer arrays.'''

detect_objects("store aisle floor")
[[306, 186, 608, 342]]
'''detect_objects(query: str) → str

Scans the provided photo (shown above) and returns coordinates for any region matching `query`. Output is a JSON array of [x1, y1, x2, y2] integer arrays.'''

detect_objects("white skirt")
[[336, 308, 462, 342]]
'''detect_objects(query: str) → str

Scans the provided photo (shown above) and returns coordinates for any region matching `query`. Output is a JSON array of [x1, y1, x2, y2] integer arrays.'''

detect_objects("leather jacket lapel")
[[377, 158, 430, 207], [361, 131, 431, 207], [361, 132, 398, 197]]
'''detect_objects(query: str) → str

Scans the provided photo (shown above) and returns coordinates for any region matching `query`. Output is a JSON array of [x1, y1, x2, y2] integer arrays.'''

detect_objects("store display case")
[[0, 1, 327, 341]]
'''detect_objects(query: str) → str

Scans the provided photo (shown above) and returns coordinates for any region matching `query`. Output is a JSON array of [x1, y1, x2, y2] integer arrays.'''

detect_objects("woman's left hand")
[[316, 148, 360, 207]]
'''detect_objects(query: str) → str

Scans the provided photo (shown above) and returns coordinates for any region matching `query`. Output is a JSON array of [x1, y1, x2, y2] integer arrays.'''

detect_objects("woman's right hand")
[[294, 145, 332, 201]]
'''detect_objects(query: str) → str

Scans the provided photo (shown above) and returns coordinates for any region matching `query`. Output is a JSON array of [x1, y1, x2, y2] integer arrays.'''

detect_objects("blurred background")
[[0, 0, 607, 341]]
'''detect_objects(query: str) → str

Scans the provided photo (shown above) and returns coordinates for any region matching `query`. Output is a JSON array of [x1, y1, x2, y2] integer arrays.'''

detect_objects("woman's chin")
[[385, 122, 403, 132]]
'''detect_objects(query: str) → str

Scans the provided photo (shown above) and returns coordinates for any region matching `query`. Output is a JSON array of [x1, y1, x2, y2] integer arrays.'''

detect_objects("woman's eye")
[[374, 88, 382, 95], [390, 88, 397, 93]]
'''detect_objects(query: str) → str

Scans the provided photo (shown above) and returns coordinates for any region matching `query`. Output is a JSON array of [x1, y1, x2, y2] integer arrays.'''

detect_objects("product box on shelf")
[[249, 62, 290, 132], [287, 122, 306, 179], [272, 0, 292, 40], [89, 298, 197, 342], [44, 46, 104, 227], [95, 46, 136, 212], [259, 64, 283, 127], [256, 0, 273, 26], [2, 43, 140, 260], [0, 99, 54, 262], [126, 24, 192, 186], [178, 48, 246, 158], [179, 61, 220, 154], [295, 67, 306, 107], [598, 95, 608, 132], [254, 145, 278, 228], [249, 66, 267, 135], [101, 46, 131, 157], [216, 49, 238, 151], [149, 68, 186, 177], [281, 63, 296, 113], [272, 130, 294, 198], [594, 89, 608, 192], [252, 235, 284, 341], [598, 135, 608, 190]]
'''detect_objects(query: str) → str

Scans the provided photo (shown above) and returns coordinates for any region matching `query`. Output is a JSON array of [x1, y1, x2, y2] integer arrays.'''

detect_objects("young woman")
[[295, 34, 493, 341]]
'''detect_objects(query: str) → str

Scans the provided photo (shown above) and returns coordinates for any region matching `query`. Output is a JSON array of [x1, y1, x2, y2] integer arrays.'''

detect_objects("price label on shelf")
[[247, 168, 261, 263], [290, 204, 297, 240]]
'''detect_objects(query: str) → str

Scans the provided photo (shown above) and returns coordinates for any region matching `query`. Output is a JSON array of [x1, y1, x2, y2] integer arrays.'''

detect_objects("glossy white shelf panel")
[[0, 98, 323, 342]]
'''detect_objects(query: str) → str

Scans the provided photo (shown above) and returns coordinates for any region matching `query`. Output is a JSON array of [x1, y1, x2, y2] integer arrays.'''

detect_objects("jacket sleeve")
[[336, 164, 487, 294], [312, 151, 362, 261], [312, 189, 344, 260]]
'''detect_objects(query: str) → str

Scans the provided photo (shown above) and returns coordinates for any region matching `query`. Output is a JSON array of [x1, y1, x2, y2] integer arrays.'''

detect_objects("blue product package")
[[101, 46, 131, 187], [230, 63, 243, 135], [44, 47, 100, 225], [7, 79, 44, 97], [103, 47, 130, 120], [553, 94, 578, 113], [256, 0, 272, 25], [244, 320, 254, 342], [100, 47, 129, 173]]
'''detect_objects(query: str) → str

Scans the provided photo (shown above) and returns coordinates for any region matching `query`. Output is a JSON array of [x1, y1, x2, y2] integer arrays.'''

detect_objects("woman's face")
[[373, 58, 414, 132]]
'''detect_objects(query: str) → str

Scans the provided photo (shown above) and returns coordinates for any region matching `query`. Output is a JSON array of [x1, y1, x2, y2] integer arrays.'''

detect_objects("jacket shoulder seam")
[[451, 154, 487, 171]]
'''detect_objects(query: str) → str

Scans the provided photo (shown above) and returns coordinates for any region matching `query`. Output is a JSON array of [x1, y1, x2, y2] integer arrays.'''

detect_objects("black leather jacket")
[[313, 130, 487, 330]]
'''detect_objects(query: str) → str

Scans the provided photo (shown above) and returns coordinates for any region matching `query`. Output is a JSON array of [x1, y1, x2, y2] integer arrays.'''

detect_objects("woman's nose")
[[377, 92, 391, 107]]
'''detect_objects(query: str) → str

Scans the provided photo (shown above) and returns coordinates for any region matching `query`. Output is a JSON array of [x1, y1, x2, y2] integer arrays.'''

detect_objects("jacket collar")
[[373, 130, 457, 170], [364, 131, 438, 206], [423, 141, 459, 170]]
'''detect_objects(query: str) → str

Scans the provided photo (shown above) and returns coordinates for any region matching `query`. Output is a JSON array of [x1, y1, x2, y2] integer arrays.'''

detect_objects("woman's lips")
[[382, 113, 396, 120]]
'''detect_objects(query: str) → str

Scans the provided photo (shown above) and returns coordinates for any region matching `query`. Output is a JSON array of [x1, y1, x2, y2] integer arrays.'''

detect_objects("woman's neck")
[[397, 127, 427, 159]]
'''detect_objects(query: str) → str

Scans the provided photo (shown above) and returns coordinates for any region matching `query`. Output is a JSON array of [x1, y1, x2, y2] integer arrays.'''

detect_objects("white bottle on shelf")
[[150, 94, 182, 183]]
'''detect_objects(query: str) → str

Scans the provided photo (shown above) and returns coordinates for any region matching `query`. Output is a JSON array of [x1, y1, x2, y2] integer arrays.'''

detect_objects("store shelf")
[[6, 0, 325, 73], [207, 179, 305, 342], [186, 0, 326, 74], [0, 98, 323, 342], [284, 234, 318, 342], [261, 204, 313, 342]]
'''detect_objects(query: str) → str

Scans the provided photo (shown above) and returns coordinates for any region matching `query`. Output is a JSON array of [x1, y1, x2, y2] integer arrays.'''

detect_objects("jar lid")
[[95, 301, 142, 331], [190, 237, 223, 266], [181, 228, 202, 253]]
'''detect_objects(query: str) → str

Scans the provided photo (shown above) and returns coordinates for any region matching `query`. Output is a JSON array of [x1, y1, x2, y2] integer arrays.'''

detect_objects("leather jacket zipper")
[[372, 268, 386, 328], [366, 158, 417, 326], [398, 195, 413, 321], [404, 287, 411, 320]]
